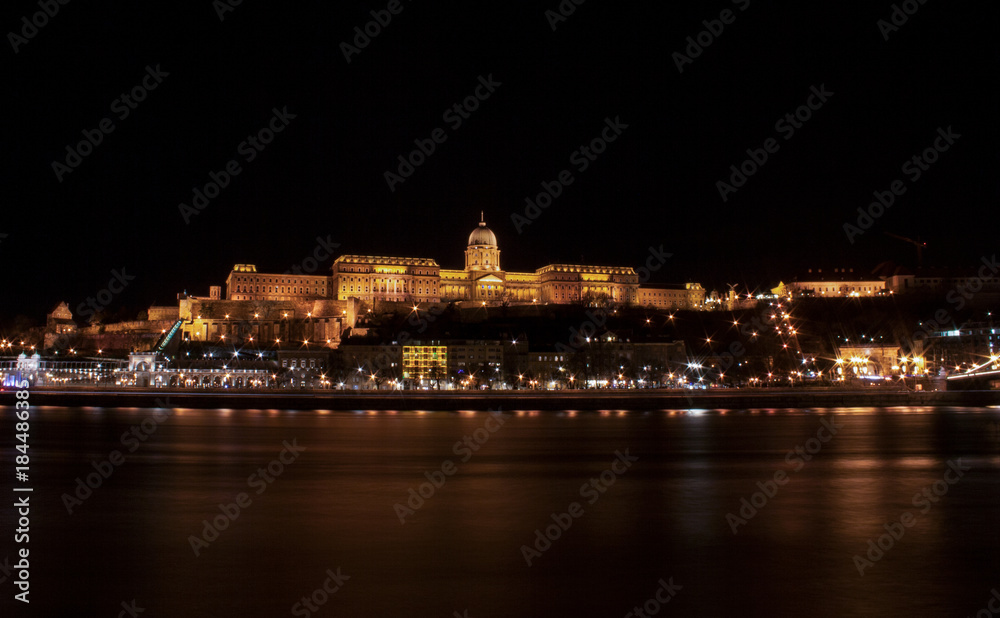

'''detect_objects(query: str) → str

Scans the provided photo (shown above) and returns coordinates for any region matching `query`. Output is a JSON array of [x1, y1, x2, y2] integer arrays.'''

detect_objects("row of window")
[[813, 286, 879, 293], [282, 359, 324, 369], [343, 286, 436, 294], [340, 266, 438, 275], [231, 295, 312, 302], [641, 291, 687, 297], [338, 275, 436, 282], [235, 285, 325, 295], [232, 276, 324, 285]]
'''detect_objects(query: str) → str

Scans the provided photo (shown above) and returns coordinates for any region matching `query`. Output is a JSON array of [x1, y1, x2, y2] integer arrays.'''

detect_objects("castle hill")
[[1, 215, 996, 409]]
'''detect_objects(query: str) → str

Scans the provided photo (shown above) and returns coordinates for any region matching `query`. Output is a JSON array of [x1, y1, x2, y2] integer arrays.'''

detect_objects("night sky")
[[2, 1, 997, 322]]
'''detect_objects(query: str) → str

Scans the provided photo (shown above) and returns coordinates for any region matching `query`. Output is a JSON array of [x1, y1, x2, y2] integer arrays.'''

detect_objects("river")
[[3, 405, 999, 616]]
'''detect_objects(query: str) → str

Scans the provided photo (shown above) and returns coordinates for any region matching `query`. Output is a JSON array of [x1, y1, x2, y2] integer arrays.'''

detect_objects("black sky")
[[2, 0, 997, 321]]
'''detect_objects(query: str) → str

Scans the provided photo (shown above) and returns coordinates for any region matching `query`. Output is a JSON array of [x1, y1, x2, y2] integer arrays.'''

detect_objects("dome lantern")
[[467, 211, 497, 247]]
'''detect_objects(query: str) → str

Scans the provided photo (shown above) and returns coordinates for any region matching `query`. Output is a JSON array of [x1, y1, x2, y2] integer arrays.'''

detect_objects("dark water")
[[2, 405, 999, 617]]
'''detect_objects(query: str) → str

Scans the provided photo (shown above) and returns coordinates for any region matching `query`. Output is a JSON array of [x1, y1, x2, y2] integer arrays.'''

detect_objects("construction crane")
[[885, 232, 927, 267]]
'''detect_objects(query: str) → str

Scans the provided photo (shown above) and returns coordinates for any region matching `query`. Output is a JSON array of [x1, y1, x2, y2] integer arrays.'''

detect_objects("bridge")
[[945, 357, 1000, 390]]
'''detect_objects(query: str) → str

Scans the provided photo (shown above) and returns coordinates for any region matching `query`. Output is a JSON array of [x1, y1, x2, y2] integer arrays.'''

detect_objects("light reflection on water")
[[5, 406, 999, 617]]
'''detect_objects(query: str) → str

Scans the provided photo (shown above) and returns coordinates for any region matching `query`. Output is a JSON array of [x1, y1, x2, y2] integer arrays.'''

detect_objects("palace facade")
[[225, 215, 701, 308]]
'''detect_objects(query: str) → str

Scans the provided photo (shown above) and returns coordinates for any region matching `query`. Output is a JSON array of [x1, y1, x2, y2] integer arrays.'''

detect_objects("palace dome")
[[468, 214, 497, 247]]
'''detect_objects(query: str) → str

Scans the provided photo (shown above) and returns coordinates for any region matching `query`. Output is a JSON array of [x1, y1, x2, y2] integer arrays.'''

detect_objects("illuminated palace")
[[224, 214, 701, 308]]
